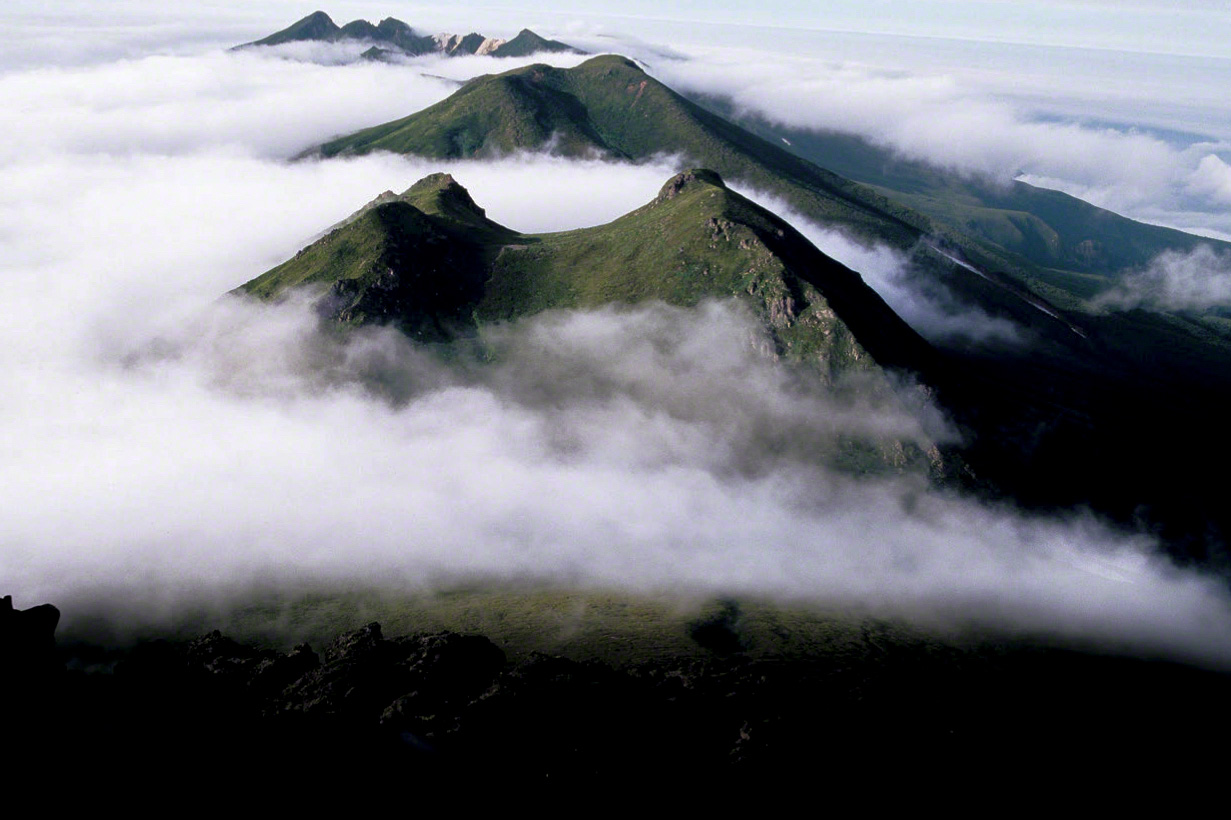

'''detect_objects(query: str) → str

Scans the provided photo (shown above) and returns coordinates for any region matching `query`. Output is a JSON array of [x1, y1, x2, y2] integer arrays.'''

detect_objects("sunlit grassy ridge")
[[238, 168, 945, 477], [240, 168, 933, 380]]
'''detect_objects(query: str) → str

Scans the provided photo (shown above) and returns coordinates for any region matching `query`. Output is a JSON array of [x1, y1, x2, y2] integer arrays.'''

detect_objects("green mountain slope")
[[311, 56, 1229, 347], [238, 169, 945, 476], [306, 54, 1231, 395], [244, 174, 513, 341], [241, 169, 933, 379], [319, 57, 924, 247]]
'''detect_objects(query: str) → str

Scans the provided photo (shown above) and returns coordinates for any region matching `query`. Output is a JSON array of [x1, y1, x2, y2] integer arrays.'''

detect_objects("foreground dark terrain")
[[7, 595, 1230, 779]]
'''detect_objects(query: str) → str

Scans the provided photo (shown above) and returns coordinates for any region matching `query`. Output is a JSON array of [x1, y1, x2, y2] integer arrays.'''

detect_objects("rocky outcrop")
[[655, 168, 725, 203], [0, 595, 61, 688], [8, 601, 1231, 777]]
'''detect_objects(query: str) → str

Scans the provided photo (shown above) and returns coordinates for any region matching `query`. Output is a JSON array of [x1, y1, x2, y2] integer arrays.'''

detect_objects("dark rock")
[[1, 594, 62, 684], [396, 631, 505, 702], [687, 599, 749, 655], [251, 642, 320, 696]]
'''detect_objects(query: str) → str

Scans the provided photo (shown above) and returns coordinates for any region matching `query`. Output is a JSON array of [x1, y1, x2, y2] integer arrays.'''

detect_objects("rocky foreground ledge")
[[4, 595, 1231, 779]]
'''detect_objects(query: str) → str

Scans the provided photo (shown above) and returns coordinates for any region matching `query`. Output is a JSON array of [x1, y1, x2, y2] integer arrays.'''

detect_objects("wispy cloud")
[[732, 187, 1024, 345], [1095, 245, 1231, 312]]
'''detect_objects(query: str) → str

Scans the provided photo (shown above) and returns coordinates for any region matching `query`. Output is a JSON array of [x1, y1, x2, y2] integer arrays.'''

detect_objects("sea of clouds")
[[3, 7, 1231, 665]]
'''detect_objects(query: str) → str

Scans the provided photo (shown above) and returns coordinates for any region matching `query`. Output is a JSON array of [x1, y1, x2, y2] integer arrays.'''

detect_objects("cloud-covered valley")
[[4, 12, 1231, 667], [1094, 244, 1231, 313]]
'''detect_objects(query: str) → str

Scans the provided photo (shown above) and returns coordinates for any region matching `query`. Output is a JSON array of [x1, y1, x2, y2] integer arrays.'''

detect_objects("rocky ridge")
[[234, 11, 582, 60]]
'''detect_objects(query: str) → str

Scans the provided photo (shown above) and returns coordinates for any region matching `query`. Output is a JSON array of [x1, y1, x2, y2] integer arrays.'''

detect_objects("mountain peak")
[[240, 10, 340, 48], [403, 173, 486, 220], [489, 28, 580, 57], [406, 171, 459, 191], [581, 54, 641, 70], [656, 169, 726, 202]]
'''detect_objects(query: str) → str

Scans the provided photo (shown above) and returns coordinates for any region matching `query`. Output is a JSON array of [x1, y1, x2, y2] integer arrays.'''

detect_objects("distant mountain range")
[[233, 10, 583, 60]]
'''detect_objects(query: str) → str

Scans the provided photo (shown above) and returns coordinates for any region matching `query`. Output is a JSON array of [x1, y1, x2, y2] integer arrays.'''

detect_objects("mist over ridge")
[[2, 5, 1230, 671]]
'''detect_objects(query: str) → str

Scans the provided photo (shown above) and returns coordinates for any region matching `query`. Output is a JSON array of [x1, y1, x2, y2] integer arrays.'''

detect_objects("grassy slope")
[[314, 57, 1231, 355], [73, 587, 963, 667], [241, 169, 932, 379], [312, 56, 1142, 358], [479, 170, 932, 376], [240, 175, 514, 339], [306, 54, 1231, 388]]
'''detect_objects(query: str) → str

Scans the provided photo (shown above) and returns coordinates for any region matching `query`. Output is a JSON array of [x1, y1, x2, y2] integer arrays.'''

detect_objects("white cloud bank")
[[2, 17, 1231, 667], [1095, 245, 1231, 313]]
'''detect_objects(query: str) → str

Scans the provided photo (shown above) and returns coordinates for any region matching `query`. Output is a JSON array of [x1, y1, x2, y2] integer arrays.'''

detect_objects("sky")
[[3, 2, 1231, 662]]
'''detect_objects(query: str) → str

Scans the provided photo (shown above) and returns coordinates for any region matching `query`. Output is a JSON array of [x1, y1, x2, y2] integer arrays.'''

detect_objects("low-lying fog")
[[3, 15, 1230, 667]]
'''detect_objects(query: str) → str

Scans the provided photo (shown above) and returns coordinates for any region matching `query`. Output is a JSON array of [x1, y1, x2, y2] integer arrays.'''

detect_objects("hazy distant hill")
[[233, 10, 582, 59]]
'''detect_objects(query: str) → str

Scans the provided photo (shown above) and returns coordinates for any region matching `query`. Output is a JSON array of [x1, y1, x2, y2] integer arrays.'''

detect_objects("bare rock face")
[[280, 624, 506, 723], [1, 594, 64, 755], [655, 169, 726, 203]]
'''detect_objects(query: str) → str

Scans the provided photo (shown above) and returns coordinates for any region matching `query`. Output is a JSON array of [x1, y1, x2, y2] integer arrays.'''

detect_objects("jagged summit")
[[237, 169, 933, 385], [656, 169, 726, 201], [403, 172, 488, 222], [240, 10, 339, 47], [233, 11, 582, 59]]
